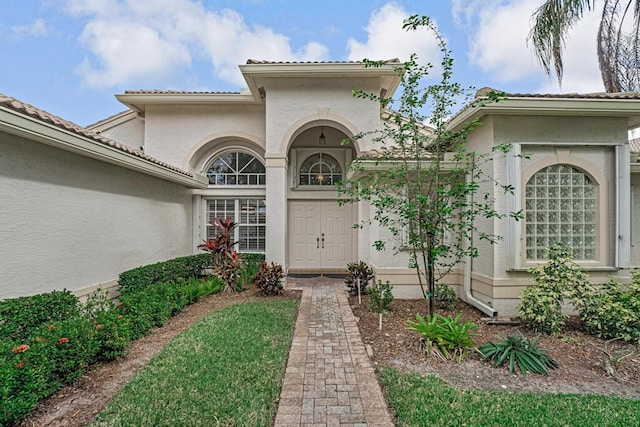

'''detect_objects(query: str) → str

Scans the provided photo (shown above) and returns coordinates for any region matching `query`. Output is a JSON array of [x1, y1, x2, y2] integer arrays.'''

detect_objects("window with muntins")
[[206, 151, 265, 185], [525, 164, 596, 260], [207, 199, 266, 252], [299, 153, 342, 186]]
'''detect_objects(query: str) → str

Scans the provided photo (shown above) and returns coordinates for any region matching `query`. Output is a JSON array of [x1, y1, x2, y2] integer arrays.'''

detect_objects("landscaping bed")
[[19, 287, 300, 427], [350, 296, 640, 399]]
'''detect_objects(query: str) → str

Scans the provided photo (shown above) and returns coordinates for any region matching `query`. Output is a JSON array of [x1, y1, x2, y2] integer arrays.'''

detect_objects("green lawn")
[[91, 299, 298, 427], [378, 367, 640, 427]]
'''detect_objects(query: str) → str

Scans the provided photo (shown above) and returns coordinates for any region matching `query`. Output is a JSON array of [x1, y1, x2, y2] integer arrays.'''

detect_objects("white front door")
[[288, 200, 355, 270]]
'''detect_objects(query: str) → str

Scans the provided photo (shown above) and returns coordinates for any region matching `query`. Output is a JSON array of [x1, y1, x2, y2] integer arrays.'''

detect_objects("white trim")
[[616, 144, 631, 267], [506, 143, 522, 270]]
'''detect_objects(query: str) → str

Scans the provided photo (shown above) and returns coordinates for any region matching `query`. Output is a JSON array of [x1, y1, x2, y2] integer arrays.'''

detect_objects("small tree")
[[370, 280, 394, 330], [339, 16, 520, 315]]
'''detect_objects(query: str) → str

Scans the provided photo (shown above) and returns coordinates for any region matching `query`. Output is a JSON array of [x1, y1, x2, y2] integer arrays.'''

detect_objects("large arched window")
[[525, 164, 596, 260], [299, 153, 342, 186], [206, 151, 265, 185]]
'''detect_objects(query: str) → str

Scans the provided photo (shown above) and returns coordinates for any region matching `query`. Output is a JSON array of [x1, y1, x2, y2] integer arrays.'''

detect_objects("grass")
[[378, 367, 640, 427], [91, 299, 298, 427]]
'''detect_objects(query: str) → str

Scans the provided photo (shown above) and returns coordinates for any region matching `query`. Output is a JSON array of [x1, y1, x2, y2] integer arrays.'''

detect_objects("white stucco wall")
[[0, 132, 194, 299], [143, 104, 266, 168], [99, 115, 145, 151]]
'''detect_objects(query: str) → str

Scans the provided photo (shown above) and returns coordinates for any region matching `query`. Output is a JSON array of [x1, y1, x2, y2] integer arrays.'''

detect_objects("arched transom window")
[[206, 151, 265, 185], [299, 153, 342, 186], [525, 164, 596, 260]]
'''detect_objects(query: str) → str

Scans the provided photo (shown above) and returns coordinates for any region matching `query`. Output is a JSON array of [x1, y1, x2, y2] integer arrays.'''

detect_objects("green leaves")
[[478, 335, 559, 376], [519, 243, 591, 335], [370, 280, 394, 314], [407, 313, 478, 362]]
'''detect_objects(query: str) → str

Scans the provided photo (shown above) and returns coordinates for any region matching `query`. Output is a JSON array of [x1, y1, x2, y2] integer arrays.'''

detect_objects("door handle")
[[321, 233, 325, 249], [317, 237, 320, 249]]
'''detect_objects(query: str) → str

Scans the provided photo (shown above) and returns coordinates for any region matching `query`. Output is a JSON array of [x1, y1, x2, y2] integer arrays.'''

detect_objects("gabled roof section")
[[0, 93, 207, 188], [448, 87, 640, 131]]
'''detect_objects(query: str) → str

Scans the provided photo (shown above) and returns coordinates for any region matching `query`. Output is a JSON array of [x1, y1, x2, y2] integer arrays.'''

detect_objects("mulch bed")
[[350, 295, 640, 399]]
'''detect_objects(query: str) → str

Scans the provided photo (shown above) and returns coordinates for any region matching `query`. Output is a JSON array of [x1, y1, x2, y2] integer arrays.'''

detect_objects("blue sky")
[[1, 0, 605, 126]]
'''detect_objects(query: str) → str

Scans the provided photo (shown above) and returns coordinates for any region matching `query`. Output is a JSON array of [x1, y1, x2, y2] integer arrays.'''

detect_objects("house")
[[2, 60, 640, 317]]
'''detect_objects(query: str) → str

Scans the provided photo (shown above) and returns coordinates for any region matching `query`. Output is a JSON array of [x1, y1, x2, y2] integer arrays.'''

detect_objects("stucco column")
[[265, 155, 288, 268]]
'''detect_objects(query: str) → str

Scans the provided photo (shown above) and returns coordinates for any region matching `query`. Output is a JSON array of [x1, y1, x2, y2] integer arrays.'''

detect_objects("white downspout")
[[464, 241, 498, 318], [463, 164, 498, 318]]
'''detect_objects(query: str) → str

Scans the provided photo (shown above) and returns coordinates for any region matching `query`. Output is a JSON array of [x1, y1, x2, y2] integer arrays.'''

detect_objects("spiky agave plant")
[[478, 334, 559, 376]]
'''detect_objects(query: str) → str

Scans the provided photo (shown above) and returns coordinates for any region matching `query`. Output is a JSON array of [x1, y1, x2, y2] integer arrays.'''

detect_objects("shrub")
[[370, 280, 394, 313], [407, 313, 478, 362], [34, 317, 98, 384], [117, 282, 187, 339], [518, 243, 591, 334], [83, 288, 132, 361], [434, 283, 457, 310], [241, 253, 266, 265], [345, 261, 374, 296], [478, 335, 559, 376], [0, 339, 50, 426], [0, 290, 80, 342], [118, 254, 211, 295], [255, 262, 285, 296], [578, 277, 640, 343]]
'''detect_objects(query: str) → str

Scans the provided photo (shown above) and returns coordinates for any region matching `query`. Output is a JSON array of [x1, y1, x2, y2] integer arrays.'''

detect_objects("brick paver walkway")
[[274, 277, 394, 427]]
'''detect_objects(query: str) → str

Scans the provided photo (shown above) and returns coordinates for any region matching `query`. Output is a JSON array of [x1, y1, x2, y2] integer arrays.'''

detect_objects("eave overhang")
[[447, 97, 640, 132], [0, 107, 208, 189], [115, 92, 260, 114], [239, 62, 402, 101]]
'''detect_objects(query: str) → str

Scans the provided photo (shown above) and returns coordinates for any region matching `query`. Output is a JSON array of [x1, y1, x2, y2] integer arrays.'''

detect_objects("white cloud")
[[461, 0, 604, 93], [346, 2, 442, 66], [62, 0, 329, 88], [10, 18, 50, 39]]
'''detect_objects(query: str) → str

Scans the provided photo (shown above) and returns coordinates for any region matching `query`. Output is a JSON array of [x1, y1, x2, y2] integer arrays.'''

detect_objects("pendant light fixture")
[[319, 126, 326, 145]]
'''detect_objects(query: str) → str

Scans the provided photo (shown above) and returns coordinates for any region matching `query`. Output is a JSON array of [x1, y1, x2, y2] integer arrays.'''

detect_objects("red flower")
[[96, 324, 103, 330], [12, 344, 29, 354], [15, 362, 26, 369], [49, 324, 56, 330], [117, 301, 124, 307], [117, 315, 123, 319], [57, 337, 69, 345]]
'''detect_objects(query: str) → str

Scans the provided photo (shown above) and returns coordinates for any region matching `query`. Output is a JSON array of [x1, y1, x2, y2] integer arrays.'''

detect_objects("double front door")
[[288, 200, 355, 271]]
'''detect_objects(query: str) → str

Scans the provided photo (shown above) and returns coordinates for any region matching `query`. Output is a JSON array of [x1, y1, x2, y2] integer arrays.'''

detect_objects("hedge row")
[[0, 254, 224, 426], [118, 253, 212, 295]]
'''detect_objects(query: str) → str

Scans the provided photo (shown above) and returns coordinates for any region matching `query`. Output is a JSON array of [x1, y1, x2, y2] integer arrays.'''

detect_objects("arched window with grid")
[[206, 151, 265, 186], [298, 153, 342, 186]]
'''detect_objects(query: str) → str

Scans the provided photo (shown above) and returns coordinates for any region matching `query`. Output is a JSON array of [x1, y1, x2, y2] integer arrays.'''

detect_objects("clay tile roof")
[[0, 93, 193, 177], [123, 89, 240, 95], [245, 59, 400, 65], [475, 87, 640, 100]]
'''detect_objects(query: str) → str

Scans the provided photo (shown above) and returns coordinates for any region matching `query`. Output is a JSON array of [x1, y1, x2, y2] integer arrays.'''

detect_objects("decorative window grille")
[[206, 152, 265, 185], [525, 164, 596, 260], [299, 153, 342, 186], [206, 199, 266, 252]]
